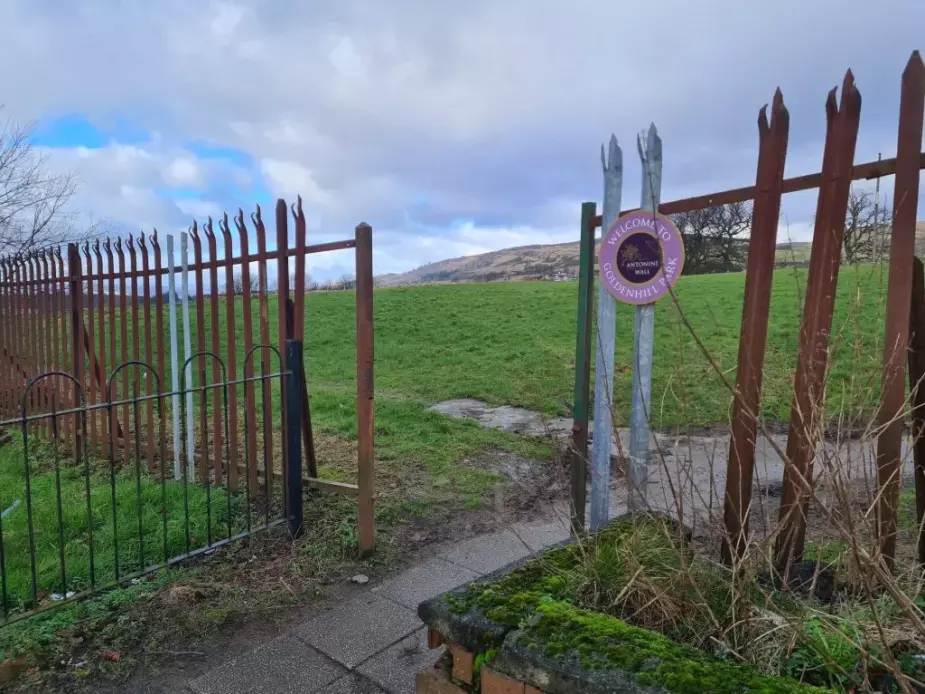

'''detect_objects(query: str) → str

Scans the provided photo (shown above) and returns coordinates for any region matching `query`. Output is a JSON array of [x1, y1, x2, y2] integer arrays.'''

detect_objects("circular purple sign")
[[599, 210, 685, 305]]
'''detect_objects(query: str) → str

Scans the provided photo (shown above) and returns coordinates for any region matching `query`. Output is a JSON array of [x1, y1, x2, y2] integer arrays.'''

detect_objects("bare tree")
[[289, 270, 316, 293], [231, 270, 259, 295], [339, 274, 356, 290], [842, 189, 890, 264], [670, 201, 753, 275], [0, 114, 85, 257]]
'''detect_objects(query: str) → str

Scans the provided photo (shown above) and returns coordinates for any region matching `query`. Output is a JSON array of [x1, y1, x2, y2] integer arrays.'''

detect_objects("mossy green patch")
[[431, 515, 839, 692], [519, 599, 826, 694]]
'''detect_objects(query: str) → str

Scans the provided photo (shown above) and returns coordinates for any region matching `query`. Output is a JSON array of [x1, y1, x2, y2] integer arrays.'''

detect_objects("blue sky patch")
[[32, 113, 150, 149]]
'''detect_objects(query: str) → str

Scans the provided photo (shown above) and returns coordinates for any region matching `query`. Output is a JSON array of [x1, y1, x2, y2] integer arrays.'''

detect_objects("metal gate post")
[[284, 339, 304, 537]]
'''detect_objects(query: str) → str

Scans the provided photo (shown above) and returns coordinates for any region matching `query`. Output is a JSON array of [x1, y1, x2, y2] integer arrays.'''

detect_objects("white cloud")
[[259, 159, 330, 205], [1, 0, 923, 279], [165, 158, 201, 186]]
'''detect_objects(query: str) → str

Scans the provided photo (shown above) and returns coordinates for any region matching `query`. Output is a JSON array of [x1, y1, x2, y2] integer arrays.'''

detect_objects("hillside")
[[378, 221, 925, 286], [376, 240, 589, 286], [377, 239, 813, 286]]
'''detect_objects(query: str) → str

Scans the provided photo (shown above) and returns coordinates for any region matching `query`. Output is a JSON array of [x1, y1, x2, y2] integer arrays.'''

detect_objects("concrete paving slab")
[[438, 529, 531, 575], [356, 628, 445, 694], [508, 519, 571, 553], [295, 593, 421, 669], [322, 674, 386, 693], [374, 558, 479, 610], [189, 634, 345, 694]]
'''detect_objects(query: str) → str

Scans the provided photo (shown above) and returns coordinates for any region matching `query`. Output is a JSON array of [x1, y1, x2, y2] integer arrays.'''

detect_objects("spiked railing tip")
[[772, 87, 784, 110], [906, 50, 924, 73], [758, 104, 770, 133], [825, 87, 838, 116]]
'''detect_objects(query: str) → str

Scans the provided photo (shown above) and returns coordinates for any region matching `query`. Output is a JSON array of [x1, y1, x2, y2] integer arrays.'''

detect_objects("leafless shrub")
[[0, 112, 97, 257], [231, 270, 258, 295]]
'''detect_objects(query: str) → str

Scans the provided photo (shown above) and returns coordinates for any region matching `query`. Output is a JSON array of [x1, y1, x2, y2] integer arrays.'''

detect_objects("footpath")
[[186, 516, 574, 694]]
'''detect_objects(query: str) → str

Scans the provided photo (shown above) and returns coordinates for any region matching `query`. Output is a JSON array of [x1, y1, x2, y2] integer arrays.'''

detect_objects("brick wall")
[[416, 630, 543, 694]]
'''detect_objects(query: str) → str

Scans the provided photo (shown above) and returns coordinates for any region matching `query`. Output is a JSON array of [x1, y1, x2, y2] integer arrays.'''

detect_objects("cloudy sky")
[[2, 0, 923, 281]]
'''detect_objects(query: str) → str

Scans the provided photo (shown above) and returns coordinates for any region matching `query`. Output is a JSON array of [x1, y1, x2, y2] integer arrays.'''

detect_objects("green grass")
[[299, 263, 886, 427], [0, 436, 236, 613], [0, 263, 891, 642]]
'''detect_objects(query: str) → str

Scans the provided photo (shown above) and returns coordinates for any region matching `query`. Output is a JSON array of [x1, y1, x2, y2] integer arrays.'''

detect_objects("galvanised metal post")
[[590, 135, 623, 531], [628, 124, 662, 511]]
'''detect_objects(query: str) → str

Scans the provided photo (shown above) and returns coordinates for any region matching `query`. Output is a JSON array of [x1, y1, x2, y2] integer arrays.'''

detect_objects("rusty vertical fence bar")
[[26, 256, 37, 434], [876, 51, 925, 567], [93, 242, 109, 450], [3, 260, 9, 418], [105, 241, 119, 453], [205, 220, 224, 486], [41, 253, 54, 432], [128, 236, 143, 466], [140, 235, 155, 470], [355, 222, 375, 553], [20, 259, 31, 423], [33, 255, 46, 437], [116, 239, 129, 462], [776, 73, 862, 568], [49, 253, 61, 428], [221, 215, 239, 492], [4, 260, 13, 417], [13, 260, 24, 421], [68, 244, 85, 456], [6, 259, 14, 419], [276, 200, 290, 489], [36, 254, 47, 434], [190, 223, 209, 483], [721, 90, 790, 564], [909, 256, 925, 565], [254, 207, 274, 498], [82, 245, 98, 450], [236, 211, 258, 496], [0, 262, 7, 417], [0, 261, 7, 417], [13, 259, 21, 419], [6, 259, 15, 418], [36, 254, 48, 434], [290, 198, 317, 477], [7, 259, 16, 419], [152, 232, 166, 468]]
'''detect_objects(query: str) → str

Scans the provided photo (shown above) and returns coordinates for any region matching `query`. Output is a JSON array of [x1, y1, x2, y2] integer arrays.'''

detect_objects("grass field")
[[302, 262, 887, 427], [0, 263, 893, 623], [0, 261, 898, 680]]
